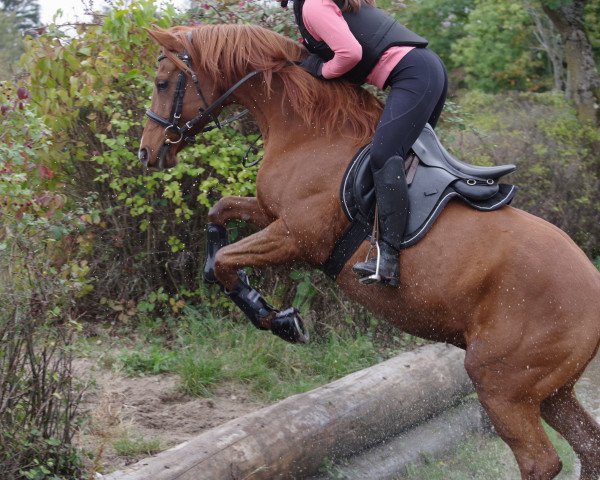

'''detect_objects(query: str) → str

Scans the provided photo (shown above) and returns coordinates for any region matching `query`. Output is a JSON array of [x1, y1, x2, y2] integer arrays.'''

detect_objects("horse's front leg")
[[203, 196, 272, 284], [214, 218, 309, 344]]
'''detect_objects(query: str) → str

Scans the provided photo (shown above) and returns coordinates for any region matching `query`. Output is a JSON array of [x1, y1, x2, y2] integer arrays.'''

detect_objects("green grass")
[[399, 423, 575, 480], [112, 435, 161, 457], [174, 307, 383, 401], [117, 345, 178, 376], [85, 305, 391, 402]]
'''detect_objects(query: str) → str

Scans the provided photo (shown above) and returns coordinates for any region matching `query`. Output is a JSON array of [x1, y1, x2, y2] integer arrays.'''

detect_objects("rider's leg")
[[352, 156, 408, 286], [427, 52, 448, 130], [353, 48, 447, 286]]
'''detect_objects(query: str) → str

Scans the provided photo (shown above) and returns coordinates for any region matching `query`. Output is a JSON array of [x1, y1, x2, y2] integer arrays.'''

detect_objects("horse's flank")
[[148, 24, 383, 146]]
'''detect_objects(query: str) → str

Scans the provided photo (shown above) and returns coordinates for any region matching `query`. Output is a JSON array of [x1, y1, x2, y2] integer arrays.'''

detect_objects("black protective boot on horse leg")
[[203, 223, 228, 284], [352, 155, 408, 287], [225, 275, 310, 344], [203, 224, 309, 344]]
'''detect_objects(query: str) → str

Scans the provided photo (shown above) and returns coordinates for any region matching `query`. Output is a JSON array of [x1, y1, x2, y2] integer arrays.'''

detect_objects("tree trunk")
[[526, 3, 566, 92], [542, 0, 600, 124]]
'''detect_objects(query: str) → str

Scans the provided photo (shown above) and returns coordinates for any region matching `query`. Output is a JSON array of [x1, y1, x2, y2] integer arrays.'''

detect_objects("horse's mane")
[[152, 24, 383, 146]]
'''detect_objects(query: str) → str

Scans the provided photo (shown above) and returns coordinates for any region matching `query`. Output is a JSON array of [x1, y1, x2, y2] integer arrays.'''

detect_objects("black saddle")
[[323, 124, 518, 279]]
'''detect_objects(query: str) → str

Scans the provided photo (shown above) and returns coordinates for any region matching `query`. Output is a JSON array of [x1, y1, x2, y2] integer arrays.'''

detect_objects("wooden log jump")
[[105, 343, 473, 480]]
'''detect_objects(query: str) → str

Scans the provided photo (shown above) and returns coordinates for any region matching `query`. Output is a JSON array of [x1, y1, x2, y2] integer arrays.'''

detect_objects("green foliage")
[[18, 0, 264, 316], [397, 0, 474, 72], [0, 83, 88, 479], [586, 1, 600, 64], [289, 269, 318, 316], [188, 0, 297, 37], [444, 90, 600, 256], [451, 0, 546, 91]]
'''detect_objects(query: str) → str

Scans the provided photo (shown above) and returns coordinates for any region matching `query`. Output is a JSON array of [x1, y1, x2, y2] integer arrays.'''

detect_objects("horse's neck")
[[231, 78, 310, 150]]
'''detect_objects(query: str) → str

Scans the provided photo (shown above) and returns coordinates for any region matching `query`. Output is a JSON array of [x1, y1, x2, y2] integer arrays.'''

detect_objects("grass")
[[399, 423, 575, 480], [112, 434, 162, 457], [98, 305, 398, 402], [117, 345, 178, 376], [174, 307, 384, 401]]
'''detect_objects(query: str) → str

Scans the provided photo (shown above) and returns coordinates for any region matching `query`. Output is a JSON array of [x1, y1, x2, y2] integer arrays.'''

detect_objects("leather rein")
[[145, 49, 261, 149]]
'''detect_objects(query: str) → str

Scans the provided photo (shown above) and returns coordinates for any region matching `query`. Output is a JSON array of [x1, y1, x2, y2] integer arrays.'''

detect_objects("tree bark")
[[542, 0, 600, 124]]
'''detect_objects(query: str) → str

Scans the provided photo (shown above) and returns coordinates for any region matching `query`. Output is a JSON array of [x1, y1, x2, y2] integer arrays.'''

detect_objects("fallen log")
[[105, 343, 473, 480], [309, 398, 488, 480]]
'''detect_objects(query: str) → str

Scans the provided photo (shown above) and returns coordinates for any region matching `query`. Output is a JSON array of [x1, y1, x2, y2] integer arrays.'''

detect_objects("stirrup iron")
[[358, 241, 381, 285]]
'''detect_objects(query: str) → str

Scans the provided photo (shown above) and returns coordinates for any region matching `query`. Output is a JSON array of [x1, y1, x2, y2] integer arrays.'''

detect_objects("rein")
[[145, 49, 262, 150]]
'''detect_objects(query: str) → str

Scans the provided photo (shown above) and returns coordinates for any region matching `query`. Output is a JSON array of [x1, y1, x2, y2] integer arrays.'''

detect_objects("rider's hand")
[[299, 54, 324, 79]]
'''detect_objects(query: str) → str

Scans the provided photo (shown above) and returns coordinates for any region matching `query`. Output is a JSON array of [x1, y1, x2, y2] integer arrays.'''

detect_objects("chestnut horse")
[[138, 24, 600, 480]]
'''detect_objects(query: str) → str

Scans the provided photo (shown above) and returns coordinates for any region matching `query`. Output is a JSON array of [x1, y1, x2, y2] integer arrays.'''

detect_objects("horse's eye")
[[156, 80, 169, 91]]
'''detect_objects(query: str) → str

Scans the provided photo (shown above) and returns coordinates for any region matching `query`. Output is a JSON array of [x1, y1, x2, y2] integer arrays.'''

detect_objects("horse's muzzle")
[[138, 147, 149, 167]]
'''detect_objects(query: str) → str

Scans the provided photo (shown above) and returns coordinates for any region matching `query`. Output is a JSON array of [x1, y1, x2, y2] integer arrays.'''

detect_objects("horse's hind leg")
[[465, 351, 562, 479], [476, 393, 562, 479], [541, 387, 600, 480]]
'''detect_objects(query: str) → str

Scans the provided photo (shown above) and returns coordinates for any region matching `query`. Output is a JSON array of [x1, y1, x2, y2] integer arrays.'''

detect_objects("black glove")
[[299, 54, 324, 79]]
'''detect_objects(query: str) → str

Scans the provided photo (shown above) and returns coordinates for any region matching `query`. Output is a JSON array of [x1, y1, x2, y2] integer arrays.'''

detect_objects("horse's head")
[[139, 24, 382, 169], [139, 27, 222, 169]]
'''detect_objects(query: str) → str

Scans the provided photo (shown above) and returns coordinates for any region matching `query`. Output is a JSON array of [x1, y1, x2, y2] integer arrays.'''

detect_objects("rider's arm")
[[302, 0, 362, 79]]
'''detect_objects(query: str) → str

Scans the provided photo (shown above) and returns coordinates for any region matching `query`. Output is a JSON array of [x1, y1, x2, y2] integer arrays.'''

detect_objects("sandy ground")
[[74, 358, 266, 476]]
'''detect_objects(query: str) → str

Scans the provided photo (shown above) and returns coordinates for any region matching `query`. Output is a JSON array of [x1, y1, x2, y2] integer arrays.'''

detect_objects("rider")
[[286, 0, 448, 286]]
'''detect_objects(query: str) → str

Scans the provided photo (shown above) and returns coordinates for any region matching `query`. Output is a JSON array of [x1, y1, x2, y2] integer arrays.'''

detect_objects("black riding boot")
[[352, 156, 408, 287]]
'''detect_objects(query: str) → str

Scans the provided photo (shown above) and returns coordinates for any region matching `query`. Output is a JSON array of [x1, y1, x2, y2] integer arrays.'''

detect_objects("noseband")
[[145, 49, 261, 148]]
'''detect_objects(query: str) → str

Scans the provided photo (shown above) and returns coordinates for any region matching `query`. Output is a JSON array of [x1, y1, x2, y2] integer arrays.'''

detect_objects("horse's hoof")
[[270, 308, 309, 344]]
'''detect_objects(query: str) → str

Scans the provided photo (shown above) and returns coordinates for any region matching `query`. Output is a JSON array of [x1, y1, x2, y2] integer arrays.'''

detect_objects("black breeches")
[[370, 47, 448, 171]]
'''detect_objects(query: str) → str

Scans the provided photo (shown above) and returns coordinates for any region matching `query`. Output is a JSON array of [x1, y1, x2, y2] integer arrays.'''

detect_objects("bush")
[[0, 83, 88, 479], [18, 0, 274, 322], [442, 90, 600, 257]]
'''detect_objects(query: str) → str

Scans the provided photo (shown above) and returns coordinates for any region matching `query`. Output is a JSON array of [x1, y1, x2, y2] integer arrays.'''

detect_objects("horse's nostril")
[[138, 148, 149, 165]]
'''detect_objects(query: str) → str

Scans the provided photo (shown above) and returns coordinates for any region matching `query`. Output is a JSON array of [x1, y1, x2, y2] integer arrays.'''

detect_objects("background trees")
[[541, 0, 600, 123], [0, 0, 40, 80], [400, 0, 599, 124]]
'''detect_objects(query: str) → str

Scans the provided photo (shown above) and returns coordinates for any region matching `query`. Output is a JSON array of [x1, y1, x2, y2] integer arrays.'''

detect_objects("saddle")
[[323, 124, 518, 279]]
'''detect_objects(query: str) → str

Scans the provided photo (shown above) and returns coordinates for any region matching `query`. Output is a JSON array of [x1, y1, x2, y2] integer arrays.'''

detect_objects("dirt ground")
[[74, 358, 266, 476]]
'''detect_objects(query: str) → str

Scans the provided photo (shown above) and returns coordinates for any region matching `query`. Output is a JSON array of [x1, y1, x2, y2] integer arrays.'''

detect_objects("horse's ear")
[[145, 26, 182, 52]]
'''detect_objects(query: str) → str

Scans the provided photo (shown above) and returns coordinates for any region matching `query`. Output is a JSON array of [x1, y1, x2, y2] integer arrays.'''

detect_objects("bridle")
[[145, 49, 261, 149]]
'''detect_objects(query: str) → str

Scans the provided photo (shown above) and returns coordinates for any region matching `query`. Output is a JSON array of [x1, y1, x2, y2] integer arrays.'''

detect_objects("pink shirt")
[[301, 0, 414, 88]]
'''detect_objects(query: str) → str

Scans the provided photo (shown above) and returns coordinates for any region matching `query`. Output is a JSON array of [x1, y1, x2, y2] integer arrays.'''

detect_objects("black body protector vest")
[[293, 0, 428, 85]]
